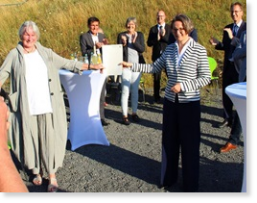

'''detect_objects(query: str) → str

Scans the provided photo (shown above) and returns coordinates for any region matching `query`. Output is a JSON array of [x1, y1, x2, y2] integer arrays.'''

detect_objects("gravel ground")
[[13, 85, 244, 193]]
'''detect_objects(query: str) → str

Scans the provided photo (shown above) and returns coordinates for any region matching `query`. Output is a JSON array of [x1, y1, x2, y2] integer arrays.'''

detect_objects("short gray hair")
[[125, 17, 137, 27], [18, 21, 40, 40]]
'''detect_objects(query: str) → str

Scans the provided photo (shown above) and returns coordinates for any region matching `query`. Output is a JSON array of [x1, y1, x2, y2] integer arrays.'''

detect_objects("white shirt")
[[91, 33, 100, 54], [234, 20, 243, 28], [175, 38, 192, 66], [158, 23, 165, 30], [24, 50, 53, 115]]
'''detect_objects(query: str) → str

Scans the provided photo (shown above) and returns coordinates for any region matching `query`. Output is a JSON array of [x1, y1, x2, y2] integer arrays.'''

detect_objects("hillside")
[[0, 0, 247, 88]]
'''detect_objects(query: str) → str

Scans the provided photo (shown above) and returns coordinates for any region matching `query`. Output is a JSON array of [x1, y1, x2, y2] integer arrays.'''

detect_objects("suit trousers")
[[153, 72, 161, 101], [161, 97, 200, 192], [228, 111, 242, 145], [222, 62, 239, 123]]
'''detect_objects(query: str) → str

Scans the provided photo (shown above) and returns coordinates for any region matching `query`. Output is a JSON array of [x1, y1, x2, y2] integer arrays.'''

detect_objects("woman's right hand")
[[121, 35, 127, 46], [120, 61, 132, 68]]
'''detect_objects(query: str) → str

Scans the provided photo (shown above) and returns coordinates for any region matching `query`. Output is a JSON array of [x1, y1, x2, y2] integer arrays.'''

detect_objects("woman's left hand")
[[132, 32, 137, 43]]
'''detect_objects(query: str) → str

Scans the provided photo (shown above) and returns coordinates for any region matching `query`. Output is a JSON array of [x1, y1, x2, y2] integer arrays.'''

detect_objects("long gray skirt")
[[28, 113, 65, 174]]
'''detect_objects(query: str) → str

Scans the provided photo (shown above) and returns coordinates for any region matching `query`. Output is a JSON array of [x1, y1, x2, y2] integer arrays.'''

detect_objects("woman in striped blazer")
[[122, 14, 211, 192]]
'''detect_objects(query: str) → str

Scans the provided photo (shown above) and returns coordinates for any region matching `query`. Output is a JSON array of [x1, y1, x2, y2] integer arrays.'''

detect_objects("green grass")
[[0, 0, 247, 90]]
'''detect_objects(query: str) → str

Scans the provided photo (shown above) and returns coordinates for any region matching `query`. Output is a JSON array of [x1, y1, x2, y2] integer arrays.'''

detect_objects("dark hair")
[[230, 1, 243, 11], [170, 14, 194, 34], [87, 16, 100, 26]]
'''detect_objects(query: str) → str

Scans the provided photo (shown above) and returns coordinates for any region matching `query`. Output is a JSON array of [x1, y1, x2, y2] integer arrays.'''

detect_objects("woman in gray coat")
[[0, 21, 103, 192]]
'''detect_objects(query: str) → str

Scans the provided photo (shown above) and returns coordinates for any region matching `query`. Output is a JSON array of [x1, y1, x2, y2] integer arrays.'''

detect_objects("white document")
[[102, 44, 123, 77]]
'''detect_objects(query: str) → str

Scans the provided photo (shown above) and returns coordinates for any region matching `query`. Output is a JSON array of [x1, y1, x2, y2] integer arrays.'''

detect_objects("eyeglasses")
[[172, 28, 185, 32], [231, 10, 242, 14]]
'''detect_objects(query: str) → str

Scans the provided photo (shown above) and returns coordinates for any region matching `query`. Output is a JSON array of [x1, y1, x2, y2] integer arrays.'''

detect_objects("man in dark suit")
[[147, 10, 172, 103], [210, 2, 246, 133], [220, 29, 246, 153], [80, 16, 109, 126]]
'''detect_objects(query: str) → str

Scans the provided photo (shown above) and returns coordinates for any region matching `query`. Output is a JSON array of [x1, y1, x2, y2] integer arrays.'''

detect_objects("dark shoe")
[[131, 114, 140, 122], [217, 120, 232, 128], [122, 117, 130, 125], [101, 119, 109, 126], [154, 98, 162, 104], [220, 142, 237, 153], [48, 177, 58, 192]]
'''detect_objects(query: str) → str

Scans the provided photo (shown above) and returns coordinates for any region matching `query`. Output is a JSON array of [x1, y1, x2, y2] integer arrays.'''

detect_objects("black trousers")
[[161, 97, 201, 192], [153, 69, 167, 102], [228, 111, 242, 145], [153, 72, 161, 101], [222, 62, 239, 123]]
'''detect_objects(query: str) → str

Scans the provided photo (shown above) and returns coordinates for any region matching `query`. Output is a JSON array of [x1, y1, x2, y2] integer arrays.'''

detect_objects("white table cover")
[[59, 69, 110, 151], [225, 82, 246, 192]]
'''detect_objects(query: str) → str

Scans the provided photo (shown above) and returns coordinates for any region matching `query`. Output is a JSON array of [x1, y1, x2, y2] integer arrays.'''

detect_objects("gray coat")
[[0, 42, 83, 170]]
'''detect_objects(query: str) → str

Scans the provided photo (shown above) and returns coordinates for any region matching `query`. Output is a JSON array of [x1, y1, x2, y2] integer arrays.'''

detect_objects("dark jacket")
[[147, 24, 172, 62], [215, 21, 246, 73], [117, 31, 145, 63], [79, 31, 105, 60]]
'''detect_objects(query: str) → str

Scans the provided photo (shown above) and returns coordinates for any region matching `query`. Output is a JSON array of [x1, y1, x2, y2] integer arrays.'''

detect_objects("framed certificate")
[[102, 44, 123, 77]]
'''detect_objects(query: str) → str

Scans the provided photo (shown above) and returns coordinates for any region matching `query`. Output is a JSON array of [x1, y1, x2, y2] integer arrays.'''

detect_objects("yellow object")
[[8, 141, 11, 149], [97, 53, 102, 64], [208, 57, 218, 81], [207, 57, 219, 98]]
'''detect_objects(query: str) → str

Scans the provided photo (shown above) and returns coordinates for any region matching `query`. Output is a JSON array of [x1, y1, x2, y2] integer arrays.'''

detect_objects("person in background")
[[189, 28, 198, 42], [0, 21, 103, 192], [80, 17, 109, 126], [117, 17, 146, 125], [98, 27, 109, 107], [219, 29, 246, 153], [209, 2, 246, 128], [147, 10, 172, 104], [122, 14, 210, 191], [0, 94, 28, 192]]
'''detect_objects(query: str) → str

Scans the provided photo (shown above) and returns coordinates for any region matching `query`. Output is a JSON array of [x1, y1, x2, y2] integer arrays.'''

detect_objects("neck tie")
[[159, 25, 163, 35], [233, 24, 238, 36]]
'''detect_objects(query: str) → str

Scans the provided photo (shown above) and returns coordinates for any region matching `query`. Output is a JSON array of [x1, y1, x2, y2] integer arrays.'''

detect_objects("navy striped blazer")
[[131, 38, 211, 103]]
